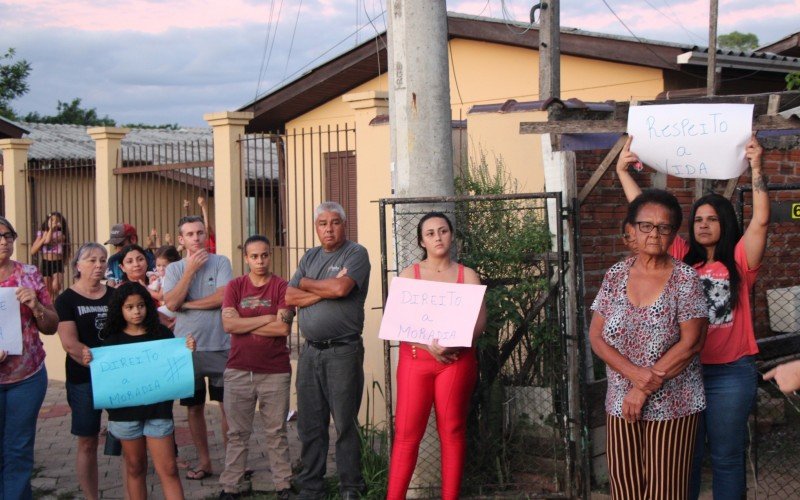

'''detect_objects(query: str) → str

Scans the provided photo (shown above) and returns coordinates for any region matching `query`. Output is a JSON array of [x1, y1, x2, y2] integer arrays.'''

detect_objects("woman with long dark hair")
[[386, 212, 487, 500], [617, 135, 769, 499]]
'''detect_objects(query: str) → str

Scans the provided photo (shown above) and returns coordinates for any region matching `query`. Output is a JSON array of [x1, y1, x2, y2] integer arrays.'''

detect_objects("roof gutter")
[[677, 51, 800, 73]]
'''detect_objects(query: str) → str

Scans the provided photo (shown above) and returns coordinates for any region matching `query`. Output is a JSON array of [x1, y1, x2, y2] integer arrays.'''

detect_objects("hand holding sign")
[[378, 277, 486, 348], [0, 288, 23, 355], [89, 338, 195, 409], [626, 104, 754, 180]]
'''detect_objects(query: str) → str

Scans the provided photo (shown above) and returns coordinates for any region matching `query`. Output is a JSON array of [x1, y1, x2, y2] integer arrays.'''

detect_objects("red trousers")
[[386, 342, 478, 500]]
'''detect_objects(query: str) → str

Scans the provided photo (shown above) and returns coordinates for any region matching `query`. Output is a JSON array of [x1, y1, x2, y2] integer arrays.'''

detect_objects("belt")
[[305, 335, 361, 350]]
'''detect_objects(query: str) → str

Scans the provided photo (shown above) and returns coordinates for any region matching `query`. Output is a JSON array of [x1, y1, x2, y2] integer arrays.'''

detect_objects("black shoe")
[[277, 488, 292, 500], [218, 491, 240, 500], [340, 491, 360, 500]]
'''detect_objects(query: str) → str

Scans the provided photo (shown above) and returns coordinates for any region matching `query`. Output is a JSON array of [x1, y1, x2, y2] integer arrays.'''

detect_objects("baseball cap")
[[105, 223, 137, 246]]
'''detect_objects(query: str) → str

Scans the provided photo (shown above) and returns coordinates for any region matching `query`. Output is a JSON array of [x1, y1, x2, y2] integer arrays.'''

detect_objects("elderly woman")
[[617, 135, 768, 499], [589, 189, 709, 499], [0, 216, 59, 499], [55, 243, 115, 500]]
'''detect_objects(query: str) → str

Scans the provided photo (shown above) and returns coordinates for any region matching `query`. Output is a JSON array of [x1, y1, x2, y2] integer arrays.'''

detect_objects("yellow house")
[[239, 12, 799, 424]]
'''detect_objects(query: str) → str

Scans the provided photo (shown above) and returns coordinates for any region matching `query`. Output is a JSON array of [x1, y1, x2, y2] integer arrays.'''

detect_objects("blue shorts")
[[66, 381, 101, 437], [108, 419, 174, 440]]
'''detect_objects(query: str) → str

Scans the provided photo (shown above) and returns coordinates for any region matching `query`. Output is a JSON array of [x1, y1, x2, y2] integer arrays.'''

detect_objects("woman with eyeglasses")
[[0, 216, 59, 499], [617, 135, 768, 499], [54, 242, 115, 500], [589, 189, 709, 499]]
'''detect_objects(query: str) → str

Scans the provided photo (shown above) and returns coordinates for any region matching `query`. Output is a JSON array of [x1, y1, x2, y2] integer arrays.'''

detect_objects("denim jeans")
[[0, 366, 48, 500], [295, 341, 364, 498], [689, 355, 757, 500]]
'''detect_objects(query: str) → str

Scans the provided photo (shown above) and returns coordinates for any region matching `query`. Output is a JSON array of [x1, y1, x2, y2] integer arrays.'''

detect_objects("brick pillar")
[[87, 127, 129, 246]]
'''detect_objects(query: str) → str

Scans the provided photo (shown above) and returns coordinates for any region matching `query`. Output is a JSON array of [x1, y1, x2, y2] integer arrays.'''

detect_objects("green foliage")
[[717, 31, 759, 51], [23, 98, 116, 126], [454, 153, 558, 492], [787, 72, 800, 90], [0, 48, 32, 120]]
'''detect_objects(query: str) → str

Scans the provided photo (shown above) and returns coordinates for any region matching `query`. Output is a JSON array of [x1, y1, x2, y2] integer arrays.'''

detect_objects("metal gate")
[[736, 183, 800, 499], [378, 193, 586, 498]]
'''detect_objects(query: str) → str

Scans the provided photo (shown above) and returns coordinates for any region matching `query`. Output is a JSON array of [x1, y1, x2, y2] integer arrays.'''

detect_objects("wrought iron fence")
[[21, 157, 96, 295], [379, 193, 585, 498], [241, 125, 356, 354], [117, 138, 214, 253]]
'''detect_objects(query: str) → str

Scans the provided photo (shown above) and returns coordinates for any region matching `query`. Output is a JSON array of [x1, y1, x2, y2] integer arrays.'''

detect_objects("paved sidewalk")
[[34, 380, 333, 499]]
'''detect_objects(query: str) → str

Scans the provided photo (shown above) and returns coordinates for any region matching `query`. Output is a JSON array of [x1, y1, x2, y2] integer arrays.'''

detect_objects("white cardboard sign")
[[0, 288, 23, 355], [626, 103, 754, 180], [378, 277, 486, 348]]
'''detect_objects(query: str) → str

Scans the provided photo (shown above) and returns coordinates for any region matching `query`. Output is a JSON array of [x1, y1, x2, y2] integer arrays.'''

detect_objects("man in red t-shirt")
[[218, 235, 294, 499]]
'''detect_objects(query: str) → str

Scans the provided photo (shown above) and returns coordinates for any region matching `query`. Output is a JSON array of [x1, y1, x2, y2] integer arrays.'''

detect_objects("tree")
[[0, 48, 32, 120], [787, 72, 800, 90], [717, 31, 759, 51], [23, 98, 116, 126]]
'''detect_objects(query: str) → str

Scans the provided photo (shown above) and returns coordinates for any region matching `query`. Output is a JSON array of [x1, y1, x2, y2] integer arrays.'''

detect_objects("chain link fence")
[[379, 193, 585, 498], [736, 184, 800, 499]]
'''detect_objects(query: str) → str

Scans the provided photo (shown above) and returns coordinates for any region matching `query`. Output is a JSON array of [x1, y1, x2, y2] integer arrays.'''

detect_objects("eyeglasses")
[[635, 222, 674, 236], [0, 232, 17, 242]]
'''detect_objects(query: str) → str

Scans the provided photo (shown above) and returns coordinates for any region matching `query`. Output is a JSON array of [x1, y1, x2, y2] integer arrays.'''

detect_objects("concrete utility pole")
[[538, 1, 561, 100], [387, 1, 453, 496], [388, 0, 454, 202]]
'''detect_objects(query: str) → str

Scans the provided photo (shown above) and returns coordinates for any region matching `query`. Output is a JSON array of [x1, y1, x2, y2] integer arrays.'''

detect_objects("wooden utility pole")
[[538, 1, 561, 100]]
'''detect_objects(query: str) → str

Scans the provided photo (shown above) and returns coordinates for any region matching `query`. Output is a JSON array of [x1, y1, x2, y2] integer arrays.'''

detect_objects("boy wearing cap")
[[105, 223, 155, 287]]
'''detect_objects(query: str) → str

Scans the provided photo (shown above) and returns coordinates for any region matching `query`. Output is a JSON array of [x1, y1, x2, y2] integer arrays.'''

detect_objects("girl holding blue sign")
[[386, 212, 487, 500], [617, 134, 769, 500], [82, 282, 195, 500]]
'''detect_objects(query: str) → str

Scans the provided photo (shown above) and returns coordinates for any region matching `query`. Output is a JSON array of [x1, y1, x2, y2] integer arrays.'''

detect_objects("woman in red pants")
[[386, 211, 487, 500]]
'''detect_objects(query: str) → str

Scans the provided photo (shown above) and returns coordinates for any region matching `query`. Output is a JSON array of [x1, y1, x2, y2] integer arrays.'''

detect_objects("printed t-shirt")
[[36, 230, 64, 256], [288, 240, 370, 342], [0, 262, 52, 384], [671, 236, 759, 364], [162, 254, 233, 351], [102, 325, 175, 422], [591, 256, 708, 420], [55, 286, 115, 384], [223, 274, 291, 374]]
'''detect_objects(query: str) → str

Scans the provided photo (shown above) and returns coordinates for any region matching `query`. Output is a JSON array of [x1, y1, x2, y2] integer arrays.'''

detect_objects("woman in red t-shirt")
[[386, 212, 487, 500], [616, 134, 769, 500]]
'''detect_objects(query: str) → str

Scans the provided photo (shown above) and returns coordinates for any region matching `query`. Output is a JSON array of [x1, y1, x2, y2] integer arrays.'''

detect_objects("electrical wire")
[[499, 0, 533, 35], [260, 0, 286, 92], [641, 0, 705, 43], [255, 0, 278, 101], [260, 12, 387, 98], [282, 0, 304, 82]]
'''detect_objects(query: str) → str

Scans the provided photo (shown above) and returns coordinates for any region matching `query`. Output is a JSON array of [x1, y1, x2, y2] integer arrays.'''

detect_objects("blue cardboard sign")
[[90, 338, 194, 409]]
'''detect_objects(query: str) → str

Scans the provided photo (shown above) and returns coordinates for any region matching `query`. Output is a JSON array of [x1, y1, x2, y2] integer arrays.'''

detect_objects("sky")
[[1, 0, 798, 127]]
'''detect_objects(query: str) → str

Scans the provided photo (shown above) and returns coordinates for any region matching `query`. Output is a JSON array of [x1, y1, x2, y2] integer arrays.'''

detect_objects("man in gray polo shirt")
[[163, 215, 233, 481], [286, 202, 370, 500]]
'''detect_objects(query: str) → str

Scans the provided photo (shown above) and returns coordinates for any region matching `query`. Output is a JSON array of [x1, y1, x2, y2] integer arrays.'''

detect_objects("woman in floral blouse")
[[589, 190, 708, 500], [0, 216, 59, 499]]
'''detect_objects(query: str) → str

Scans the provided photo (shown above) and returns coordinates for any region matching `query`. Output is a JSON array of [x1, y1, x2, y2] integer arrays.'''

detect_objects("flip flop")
[[186, 468, 212, 480]]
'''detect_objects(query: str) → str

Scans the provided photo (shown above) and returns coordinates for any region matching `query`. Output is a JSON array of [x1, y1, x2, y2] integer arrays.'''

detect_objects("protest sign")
[[378, 277, 486, 348], [90, 338, 194, 409], [0, 288, 22, 355], [627, 103, 753, 180]]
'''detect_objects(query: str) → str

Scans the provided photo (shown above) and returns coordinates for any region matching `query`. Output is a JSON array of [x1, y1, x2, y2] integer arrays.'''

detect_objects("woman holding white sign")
[[617, 134, 769, 500], [0, 216, 59, 500], [386, 212, 486, 500]]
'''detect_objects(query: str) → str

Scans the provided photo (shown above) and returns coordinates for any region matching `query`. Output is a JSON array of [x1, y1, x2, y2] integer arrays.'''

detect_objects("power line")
[[645, 0, 705, 43], [255, 0, 279, 101], [282, 0, 304, 82]]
